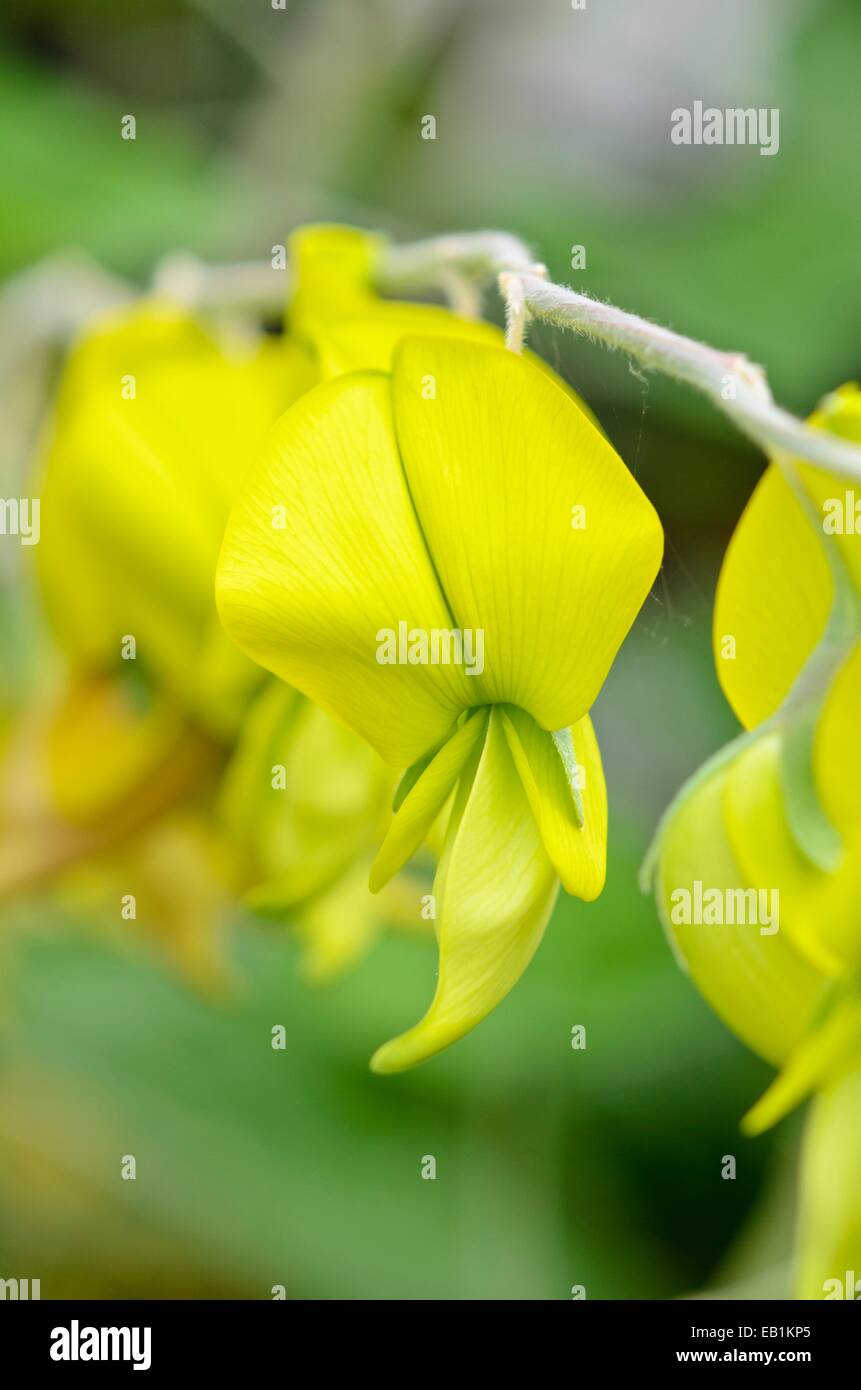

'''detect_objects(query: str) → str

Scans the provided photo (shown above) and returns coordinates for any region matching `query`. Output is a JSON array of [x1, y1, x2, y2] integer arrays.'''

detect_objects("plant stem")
[[7, 231, 861, 481], [378, 230, 861, 483]]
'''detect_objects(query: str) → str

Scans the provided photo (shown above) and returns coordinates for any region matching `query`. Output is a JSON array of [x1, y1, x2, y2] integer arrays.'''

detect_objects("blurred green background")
[[1, 0, 858, 1299]]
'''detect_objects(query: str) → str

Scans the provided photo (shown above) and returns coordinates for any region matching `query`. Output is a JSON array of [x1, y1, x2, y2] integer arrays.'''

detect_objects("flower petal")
[[713, 383, 861, 734], [369, 709, 488, 892], [743, 985, 861, 1134], [299, 306, 503, 379], [797, 383, 861, 595], [391, 336, 663, 730], [289, 224, 504, 378], [220, 682, 391, 911], [289, 224, 385, 324], [655, 763, 827, 1066], [37, 303, 311, 732], [500, 706, 606, 899], [712, 463, 833, 730], [725, 731, 861, 972], [216, 372, 475, 767], [814, 637, 861, 837], [723, 733, 846, 974], [293, 856, 386, 984], [370, 708, 559, 1072], [795, 1060, 861, 1300], [44, 674, 186, 827]]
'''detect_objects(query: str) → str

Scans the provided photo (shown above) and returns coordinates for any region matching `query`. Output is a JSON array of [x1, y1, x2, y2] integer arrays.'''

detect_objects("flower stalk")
[[7, 229, 861, 481], [381, 231, 861, 483]]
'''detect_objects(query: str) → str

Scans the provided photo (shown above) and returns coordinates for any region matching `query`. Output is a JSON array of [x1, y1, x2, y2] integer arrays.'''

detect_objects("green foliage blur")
[[1, 0, 858, 1299]]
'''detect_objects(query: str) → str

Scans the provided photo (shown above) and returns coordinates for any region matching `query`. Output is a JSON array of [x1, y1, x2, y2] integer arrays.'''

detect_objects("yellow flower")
[[217, 332, 663, 1070], [796, 1062, 861, 1300], [652, 386, 861, 1063], [648, 383, 861, 1297], [20, 229, 488, 981], [0, 668, 231, 990], [287, 223, 502, 379], [36, 300, 315, 736], [217, 676, 407, 981]]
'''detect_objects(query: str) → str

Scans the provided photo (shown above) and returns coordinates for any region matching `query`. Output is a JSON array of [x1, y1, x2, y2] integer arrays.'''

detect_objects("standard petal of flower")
[[299, 306, 503, 379], [713, 386, 861, 733], [216, 372, 476, 767], [712, 463, 834, 730], [370, 709, 559, 1073], [368, 708, 488, 892], [797, 383, 861, 595], [391, 336, 663, 731], [656, 765, 827, 1067], [500, 706, 606, 899], [795, 1060, 861, 1300]]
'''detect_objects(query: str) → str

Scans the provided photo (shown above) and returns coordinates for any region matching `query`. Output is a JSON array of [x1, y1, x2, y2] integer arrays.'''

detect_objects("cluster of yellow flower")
[[7, 222, 860, 1294], [14, 224, 663, 1070], [647, 387, 861, 1298]]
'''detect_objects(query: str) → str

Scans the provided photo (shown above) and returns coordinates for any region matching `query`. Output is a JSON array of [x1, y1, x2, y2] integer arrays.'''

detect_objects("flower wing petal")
[[500, 706, 606, 899], [369, 709, 488, 892]]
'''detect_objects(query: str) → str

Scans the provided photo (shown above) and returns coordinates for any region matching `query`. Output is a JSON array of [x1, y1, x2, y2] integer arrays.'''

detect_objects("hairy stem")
[[6, 231, 861, 481], [378, 230, 861, 483]]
